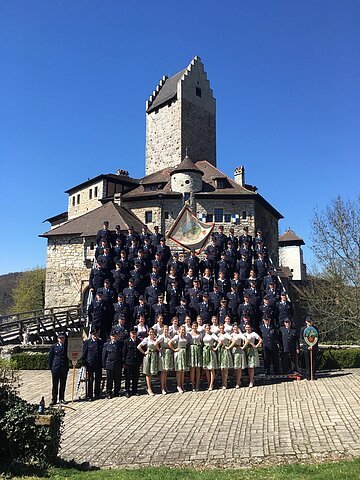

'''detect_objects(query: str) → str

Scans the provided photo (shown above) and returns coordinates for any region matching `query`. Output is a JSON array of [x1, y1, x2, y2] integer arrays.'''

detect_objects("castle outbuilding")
[[41, 57, 284, 309]]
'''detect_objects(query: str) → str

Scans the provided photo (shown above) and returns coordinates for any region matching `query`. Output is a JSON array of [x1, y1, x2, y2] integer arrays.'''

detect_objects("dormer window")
[[143, 183, 166, 192], [196, 87, 202, 98], [214, 177, 230, 189]]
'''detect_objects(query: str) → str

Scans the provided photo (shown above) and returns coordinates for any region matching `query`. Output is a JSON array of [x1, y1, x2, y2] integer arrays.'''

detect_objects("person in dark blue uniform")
[[48, 332, 69, 406], [96, 220, 112, 247], [279, 318, 299, 373], [122, 329, 142, 397], [82, 329, 103, 401], [102, 330, 123, 398], [260, 316, 280, 375]]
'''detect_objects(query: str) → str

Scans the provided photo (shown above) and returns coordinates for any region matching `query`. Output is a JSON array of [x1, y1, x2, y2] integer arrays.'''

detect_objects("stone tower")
[[145, 56, 216, 175]]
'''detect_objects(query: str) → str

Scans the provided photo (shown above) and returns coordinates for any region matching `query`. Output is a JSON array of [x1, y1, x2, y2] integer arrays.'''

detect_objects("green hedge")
[[11, 352, 49, 370], [9, 348, 360, 371], [319, 348, 360, 370]]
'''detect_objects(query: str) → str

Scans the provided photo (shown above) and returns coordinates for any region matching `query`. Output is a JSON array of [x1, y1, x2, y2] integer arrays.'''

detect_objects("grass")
[[6, 458, 360, 480]]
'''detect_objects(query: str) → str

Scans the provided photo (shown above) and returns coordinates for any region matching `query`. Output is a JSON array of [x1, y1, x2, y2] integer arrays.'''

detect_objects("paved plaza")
[[19, 370, 360, 468]]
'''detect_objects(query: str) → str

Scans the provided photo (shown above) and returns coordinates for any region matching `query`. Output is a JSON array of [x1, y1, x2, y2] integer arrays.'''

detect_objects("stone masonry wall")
[[181, 99, 216, 166], [45, 236, 90, 309], [145, 100, 182, 175], [68, 180, 105, 220]]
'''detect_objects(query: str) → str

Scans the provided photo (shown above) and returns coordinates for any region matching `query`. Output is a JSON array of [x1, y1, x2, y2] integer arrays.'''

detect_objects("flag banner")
[[167, 205, 214, 253]]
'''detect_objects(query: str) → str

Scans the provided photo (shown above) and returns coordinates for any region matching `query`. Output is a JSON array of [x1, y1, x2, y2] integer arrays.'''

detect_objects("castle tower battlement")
[[145, 56, 216, 175]]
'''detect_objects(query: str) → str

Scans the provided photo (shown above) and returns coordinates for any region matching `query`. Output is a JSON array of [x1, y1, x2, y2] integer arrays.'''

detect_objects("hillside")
[[0, 271, 23, 314]]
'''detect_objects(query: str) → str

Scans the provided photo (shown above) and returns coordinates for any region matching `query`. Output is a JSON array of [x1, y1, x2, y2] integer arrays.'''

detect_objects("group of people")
[[48, 221, 319, 404]]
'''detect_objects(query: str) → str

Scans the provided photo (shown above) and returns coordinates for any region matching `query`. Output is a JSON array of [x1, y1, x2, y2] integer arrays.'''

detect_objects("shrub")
[[10, 352, 50, 370], [319, 348, 360, 370], [0, 360, 64, 469]]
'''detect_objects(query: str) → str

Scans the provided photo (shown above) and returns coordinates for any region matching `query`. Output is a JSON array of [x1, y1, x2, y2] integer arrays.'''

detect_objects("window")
[[89, 189, 92, 200], [72, 196, 75, 207], [90, 242, 94, 250], [224, 213, 231, 223], [144, 184, 159, 191], [164, 212, 169, 220], [77, 194, 80, 205], [206, 214, 213, 222], [94, 187, 98, 197], [217, 179, 225, 189], [242, 211, 247, 220], [145, 211, 153, 224], [185, 179, 190, 185], [196, 87, 202, 97], [214, 208, 223, 223], [64, 278, 70, 286], [184, 192, 190, 202]]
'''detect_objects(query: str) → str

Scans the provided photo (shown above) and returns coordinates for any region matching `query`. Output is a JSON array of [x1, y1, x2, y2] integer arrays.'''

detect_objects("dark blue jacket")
[[49, 342, 69, 373], [82, 338, 102, 370]]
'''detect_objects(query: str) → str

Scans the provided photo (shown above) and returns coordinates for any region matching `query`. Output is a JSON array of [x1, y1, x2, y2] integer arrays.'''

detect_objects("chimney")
[[234, 166, 245, 186], [114, 193, 122, 207]]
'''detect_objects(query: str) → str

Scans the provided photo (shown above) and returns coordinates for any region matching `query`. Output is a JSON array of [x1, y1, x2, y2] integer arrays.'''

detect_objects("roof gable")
[[41, 201, 145, 238]]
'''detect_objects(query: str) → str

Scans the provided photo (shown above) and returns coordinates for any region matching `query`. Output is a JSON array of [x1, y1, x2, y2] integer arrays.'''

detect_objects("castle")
[[41, 56, 287, 309]]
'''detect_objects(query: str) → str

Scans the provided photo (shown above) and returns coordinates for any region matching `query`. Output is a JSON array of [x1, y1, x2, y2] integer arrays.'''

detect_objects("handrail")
[[0, 305, 80, 323]]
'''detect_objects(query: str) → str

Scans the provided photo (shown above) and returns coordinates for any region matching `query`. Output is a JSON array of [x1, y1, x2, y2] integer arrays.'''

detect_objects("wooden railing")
[[0, 305, 87, 345]]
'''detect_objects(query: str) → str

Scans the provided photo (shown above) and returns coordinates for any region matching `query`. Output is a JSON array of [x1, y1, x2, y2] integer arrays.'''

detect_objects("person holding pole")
[[48, 332, 69, 406], [300, 316, 319, 381]]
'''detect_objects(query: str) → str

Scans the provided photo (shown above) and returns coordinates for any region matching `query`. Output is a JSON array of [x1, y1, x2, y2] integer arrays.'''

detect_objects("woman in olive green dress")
[[188, 322, 202, 391], [202, 323, 218, 390], [226, 323, 247, 388], [156, 324, 174, 395], [243, 323, 263, 388], [214, 323, 233, 389], [169, 325, 188, 393], [137, 328, 159, 396]]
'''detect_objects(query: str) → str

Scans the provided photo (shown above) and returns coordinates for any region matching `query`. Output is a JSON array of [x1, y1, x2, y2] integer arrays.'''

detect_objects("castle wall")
[[68, 179, 105, 220], [44, 236, 90, 309], [181, 99, 216, 166], [145, 100, 182, 175], [195, 197, 256, 237]]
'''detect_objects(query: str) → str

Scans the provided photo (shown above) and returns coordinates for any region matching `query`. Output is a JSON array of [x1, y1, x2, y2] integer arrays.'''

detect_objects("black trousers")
[[124, 364, 140, 394], [86, 367, 102, 398], [263, 347, 280, 374], [51, 369, 68, 403], [282, 351, 297, 373], [106, 365, 122, 395]]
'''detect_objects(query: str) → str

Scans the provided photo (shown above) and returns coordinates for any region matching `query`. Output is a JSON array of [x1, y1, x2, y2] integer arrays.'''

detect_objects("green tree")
[[11, 268, 46, 314], [299, 196, 360, 342]]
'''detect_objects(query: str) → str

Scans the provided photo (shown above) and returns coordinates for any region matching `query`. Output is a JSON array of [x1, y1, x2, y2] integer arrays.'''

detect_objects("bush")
[[0, 360, 64, 469], [319, 348, 360, 369], [0, 386, 64, 468], [10, 352, 49, 370]]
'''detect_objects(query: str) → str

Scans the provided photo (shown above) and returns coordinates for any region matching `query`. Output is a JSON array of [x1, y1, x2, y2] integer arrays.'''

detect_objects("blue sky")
[[0, 0, 359, 274]]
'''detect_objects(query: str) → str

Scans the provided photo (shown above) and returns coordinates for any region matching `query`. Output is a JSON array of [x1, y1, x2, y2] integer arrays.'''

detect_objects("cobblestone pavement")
[[19, 369, 360, 468]]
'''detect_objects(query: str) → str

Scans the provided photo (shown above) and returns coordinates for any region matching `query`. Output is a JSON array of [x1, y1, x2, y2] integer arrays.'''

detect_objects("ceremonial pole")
[[67, 332, 84, 404], [304, 326, 318, 383]]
